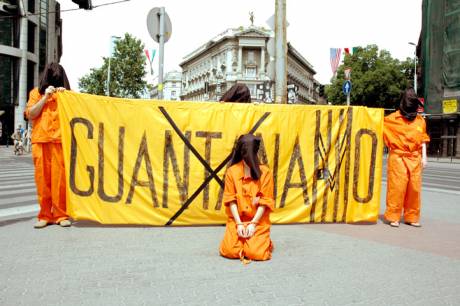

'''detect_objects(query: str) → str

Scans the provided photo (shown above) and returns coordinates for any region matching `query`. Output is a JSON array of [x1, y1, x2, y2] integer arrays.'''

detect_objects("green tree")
[[325, 45, 413, 109], [79, 33, 149, 98]]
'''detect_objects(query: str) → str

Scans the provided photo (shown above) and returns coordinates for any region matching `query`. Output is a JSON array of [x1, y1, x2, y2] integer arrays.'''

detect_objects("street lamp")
[[107, 36, 121, 96], [409, 42, 417, 94]]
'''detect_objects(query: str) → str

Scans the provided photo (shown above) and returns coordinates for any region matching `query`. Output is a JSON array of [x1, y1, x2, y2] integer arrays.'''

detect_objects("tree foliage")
[[79, 33, 149, 98], [325, 45, 414, 109]]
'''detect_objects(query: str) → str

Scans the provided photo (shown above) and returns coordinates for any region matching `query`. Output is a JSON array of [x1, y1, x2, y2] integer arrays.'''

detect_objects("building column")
[[456, 118, 460, 158], [15, 1, 28, 129], [260, 47, 265, 78], [226, 49, 232, 78], [237, 46, 242, 78]]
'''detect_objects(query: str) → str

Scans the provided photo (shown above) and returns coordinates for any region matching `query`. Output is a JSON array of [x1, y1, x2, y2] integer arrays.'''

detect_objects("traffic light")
[[72, 0, 92, 10], [319, 85, 325, 97]]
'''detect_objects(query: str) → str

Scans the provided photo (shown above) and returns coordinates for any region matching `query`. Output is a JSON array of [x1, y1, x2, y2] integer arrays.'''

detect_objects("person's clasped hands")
[[236, 222, 257, 239], [44, 86, 66, 97]]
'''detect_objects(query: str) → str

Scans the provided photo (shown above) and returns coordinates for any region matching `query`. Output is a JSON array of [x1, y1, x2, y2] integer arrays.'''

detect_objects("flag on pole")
[[144, 49, 151, 62], [330, 48, 342, 76], [344, 47, 350, 55], [144, 49, 157, 75]]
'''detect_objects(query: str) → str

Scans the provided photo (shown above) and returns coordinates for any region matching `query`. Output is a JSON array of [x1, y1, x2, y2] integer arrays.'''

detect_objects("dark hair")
[[219, 84, 251, 103], [38, 63, 71, 95], [230, 134, 261, 180], [399, 88, 421, 121]]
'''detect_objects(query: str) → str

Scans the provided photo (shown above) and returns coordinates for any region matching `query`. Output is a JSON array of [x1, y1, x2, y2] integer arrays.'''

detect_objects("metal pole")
[[414, 53, 417, 94], [15, 0, 28, 129], [158, 7, 165, 100], [347, 93, 350, 106], [274, 0, 287, 104], [409, 42, 417, 94], [107, 56, 111, 96]]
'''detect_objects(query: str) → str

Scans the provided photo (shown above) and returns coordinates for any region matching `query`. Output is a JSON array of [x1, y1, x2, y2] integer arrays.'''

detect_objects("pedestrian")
[[11, 128, 23, 155], [219, 133, 275, 263], [25, 63, 71, 228], [18, 124, 24, 138], [383, 88, 430, 227], [219, 83, 252, 103]]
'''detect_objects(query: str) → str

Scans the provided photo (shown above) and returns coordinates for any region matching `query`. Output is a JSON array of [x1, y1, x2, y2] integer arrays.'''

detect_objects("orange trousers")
[[220, 221, 273, 261], [384, 151, 422, 223], [32, 143, 68, 223]]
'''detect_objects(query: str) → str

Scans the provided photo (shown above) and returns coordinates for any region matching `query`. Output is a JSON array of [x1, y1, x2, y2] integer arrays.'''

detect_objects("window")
[[247, 84, 256, 98], [247, 51, 255, 64], [27, 21, 36, 53], [171, 91, 176, 100], [245, 67, 257, 78]]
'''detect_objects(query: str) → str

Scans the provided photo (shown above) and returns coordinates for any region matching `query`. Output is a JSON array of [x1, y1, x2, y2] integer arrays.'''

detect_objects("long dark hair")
[[230, 134, 261, 180], [219, 84, 251, 103], [38, 63, 71, 94]]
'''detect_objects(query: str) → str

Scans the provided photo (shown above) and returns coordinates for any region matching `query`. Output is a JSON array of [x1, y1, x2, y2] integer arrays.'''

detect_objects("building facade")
[[419, 0, 460, 158], [150, 70, 182, 101], [179, 26, 318, 104], [0, 0, 62, 145]]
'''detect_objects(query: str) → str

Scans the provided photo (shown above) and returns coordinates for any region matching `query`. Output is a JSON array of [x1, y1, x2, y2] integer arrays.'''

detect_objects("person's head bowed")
[[399, 88, 422, 121], [38, 63, 71, 95], [219, 84, 251, 103], [231, 133, 262, 180]]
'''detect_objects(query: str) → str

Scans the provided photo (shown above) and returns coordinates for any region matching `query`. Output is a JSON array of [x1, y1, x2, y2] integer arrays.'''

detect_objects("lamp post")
[[107, 36, 121, 96], [409, 42, 417, 94]]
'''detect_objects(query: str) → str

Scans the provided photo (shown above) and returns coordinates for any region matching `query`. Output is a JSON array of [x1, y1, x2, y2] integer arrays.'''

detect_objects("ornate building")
[[150, 70, 182, 101], [179, 26, 319, 103]]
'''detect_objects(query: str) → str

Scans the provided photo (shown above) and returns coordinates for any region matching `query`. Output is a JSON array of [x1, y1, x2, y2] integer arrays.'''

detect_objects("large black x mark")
[[158, 106, 270, 226]]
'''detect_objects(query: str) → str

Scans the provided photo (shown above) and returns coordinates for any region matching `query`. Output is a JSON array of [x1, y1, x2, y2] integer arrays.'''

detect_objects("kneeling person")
[[219, 134, 274, 262]]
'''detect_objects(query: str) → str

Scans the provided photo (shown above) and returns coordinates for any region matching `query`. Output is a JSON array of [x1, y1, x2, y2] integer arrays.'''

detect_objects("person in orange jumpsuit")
[[25, 63, 71, 228], [383, 88, 430, 227], [219, 134, 275, 263]]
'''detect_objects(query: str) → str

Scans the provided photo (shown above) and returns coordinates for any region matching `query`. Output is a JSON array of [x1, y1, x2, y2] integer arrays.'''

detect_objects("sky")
[[60, 0, 423, 91]]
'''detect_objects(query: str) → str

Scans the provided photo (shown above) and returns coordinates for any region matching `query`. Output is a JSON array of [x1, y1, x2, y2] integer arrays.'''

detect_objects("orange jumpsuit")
[[219, 161, 275, 261], [383, 111, 430, 223], [25, 88, 68, 223]]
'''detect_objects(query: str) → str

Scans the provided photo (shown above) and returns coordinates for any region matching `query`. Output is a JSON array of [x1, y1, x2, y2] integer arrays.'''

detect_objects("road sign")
[[344, 67, 352, 80], [147, 7, 172, 43], [266, 14, 289, 30], [343, 80, 352, 95]]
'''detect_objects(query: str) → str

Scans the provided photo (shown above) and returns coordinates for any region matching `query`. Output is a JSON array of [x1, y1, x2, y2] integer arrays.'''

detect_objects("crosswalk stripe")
[[381, 181, 460, 195], [0, 169, 34, 174], [0, 173, 35, 179], [0, 183, 36, 190], [0, 195, 37, 206], [0, 188, 37, 196], [0, 205, 39, 218]]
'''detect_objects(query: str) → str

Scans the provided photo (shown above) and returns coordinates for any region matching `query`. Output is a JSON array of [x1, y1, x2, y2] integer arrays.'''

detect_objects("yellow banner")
[[58, 91, 383, 225]]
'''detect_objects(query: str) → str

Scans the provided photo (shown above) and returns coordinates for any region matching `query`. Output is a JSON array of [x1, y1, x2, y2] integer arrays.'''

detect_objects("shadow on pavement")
[[71, 219, 226, 228], [0, 216, 35, 227]]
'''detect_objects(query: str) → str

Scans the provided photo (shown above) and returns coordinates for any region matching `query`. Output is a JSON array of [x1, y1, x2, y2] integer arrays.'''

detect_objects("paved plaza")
[[1, 146, 459, 306]]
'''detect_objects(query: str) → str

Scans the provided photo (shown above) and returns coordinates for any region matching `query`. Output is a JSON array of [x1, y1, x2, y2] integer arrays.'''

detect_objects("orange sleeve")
[[223, 170, 237, 207], [383, 115, 394, 148], [421, 118, 430, 143], [25, 88, 41, 119], [257, 169, 275, 211]]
